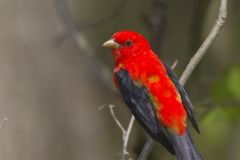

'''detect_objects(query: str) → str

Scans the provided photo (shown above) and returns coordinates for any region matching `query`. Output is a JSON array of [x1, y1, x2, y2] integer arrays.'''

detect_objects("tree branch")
[[122, 115, 135, 159], [109, 105, 127, 136], [138, 0, 228, 159], [100, 104, 135, 160], [179, 0, 228, 85]]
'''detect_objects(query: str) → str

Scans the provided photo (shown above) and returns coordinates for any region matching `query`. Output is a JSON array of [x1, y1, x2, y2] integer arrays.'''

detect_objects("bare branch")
[[122, 115, 135, 159], [109, 105, 127, 137], [138, 0, 228, 159], [179, 0, 228, 85], [100, 104, 134, 160]]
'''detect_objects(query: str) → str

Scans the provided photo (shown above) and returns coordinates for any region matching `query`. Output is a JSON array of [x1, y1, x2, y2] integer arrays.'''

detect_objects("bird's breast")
[[114, 56, 187, 135]]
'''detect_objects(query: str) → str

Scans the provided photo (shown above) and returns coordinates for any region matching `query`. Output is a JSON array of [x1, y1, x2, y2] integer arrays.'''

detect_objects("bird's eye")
[[125, 40, 132, 47]]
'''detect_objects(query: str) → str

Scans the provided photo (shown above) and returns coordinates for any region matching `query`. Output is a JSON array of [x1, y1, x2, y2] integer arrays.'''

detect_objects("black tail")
[[167, 130, 202, 160]]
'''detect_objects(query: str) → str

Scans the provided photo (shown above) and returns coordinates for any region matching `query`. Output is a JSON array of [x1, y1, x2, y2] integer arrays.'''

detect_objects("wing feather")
[[116, 68, 175, 154]]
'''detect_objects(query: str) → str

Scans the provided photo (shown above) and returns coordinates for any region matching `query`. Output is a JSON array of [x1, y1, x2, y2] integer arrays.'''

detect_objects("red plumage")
[[103, 30, 201, 160], [112, 31, 187, 135]]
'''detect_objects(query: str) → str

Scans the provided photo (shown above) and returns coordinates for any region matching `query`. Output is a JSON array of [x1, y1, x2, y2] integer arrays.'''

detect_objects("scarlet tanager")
[[103, 30, 201, 160]]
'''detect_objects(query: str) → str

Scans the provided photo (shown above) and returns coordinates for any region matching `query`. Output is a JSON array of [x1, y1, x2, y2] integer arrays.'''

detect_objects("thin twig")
[[109, 105, 127, 137], [138, 0, 228, 159], [100, 104, 135, 160], [122, 115, 135, 159], [179, 0, 228, 85]]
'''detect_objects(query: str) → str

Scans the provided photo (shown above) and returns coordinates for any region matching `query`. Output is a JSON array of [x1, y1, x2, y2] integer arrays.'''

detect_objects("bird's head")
[[103, 30, 150, 60]]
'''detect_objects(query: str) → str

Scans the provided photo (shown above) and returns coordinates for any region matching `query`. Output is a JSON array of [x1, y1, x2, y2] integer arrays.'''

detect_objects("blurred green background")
[[0, 0, 239, 160]]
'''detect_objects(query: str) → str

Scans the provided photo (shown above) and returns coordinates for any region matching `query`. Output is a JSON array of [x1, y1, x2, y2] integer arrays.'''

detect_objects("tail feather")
[[166, 130, 202, 160]]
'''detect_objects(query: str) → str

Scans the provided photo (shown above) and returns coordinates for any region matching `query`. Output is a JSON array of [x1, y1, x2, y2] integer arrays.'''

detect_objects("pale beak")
[[102, 39, 120, 49]]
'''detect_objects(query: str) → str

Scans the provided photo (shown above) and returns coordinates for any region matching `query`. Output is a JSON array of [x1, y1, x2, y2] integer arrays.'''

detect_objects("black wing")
[[163, 63, 200, 133], [116, 69, 175, 154]]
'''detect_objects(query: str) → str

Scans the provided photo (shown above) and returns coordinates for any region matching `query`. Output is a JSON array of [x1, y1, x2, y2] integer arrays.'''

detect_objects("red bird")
[[103, 30, 201, 160]]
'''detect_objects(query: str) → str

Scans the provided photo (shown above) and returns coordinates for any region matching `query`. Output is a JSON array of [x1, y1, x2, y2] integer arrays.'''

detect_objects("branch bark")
[[138, 0, 228, 159]]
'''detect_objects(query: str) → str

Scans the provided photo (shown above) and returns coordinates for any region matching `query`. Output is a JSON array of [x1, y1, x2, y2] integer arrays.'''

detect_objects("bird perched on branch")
[[103, 30, 201, 160]]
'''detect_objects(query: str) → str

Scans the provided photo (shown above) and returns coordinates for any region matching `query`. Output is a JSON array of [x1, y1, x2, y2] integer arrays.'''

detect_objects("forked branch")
[[100, 105, 135, 160]]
